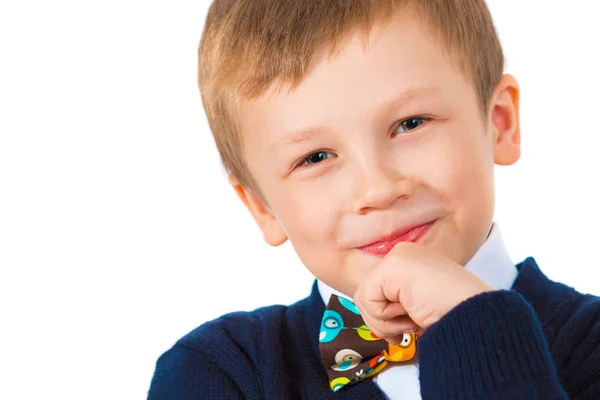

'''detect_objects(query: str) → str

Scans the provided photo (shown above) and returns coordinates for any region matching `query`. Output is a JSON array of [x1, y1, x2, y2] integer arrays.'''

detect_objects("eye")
[[320, 310, 344, 343], [332, 349, 363, 371], [342, 354, 359, 362], [399, 333, 413, 348], [300, 151, 335, 167], [324, 316, 340, 328], [394, 117, 428, 135]]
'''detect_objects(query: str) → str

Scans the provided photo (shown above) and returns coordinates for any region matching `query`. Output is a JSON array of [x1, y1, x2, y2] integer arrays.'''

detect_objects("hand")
[[353, 242, 493, 344]]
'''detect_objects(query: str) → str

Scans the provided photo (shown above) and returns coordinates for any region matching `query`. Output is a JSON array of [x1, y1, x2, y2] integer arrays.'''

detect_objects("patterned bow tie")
[[318, 294, 419, 392]]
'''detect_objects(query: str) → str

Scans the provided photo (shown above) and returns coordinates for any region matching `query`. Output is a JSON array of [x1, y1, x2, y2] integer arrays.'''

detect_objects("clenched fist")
[[353, 242, 493, 344]]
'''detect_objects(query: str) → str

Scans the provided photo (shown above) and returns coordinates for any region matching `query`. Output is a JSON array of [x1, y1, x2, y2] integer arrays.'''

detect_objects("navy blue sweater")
[[147, 258, 600, 399]]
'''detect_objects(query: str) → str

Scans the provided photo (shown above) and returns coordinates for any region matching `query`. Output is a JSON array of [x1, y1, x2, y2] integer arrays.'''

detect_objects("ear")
[[489, 74, 521, 166], [229, 175, 288, 246]]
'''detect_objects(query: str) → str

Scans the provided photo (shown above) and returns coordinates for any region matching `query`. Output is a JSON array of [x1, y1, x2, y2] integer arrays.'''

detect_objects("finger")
[[378, 301, 407, 320], [356, 279, 407, 320], [364, 315, 419, 341], [365, 255, 419, 314]]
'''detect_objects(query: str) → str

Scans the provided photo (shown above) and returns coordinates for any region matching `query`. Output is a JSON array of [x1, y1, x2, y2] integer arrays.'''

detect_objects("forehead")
[[237, 14, 472, 154]]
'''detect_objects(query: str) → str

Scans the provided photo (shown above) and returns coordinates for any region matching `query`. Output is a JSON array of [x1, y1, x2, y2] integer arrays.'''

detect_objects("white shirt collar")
[[317, 223, 517, 307], [464, 223, 517, 291]]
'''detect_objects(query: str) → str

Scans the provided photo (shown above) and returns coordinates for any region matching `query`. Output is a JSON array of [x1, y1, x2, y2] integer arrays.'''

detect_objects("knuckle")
[[365, 320, 387, 338], [378, 320, 398, 338], [418, 306, 438, 328]]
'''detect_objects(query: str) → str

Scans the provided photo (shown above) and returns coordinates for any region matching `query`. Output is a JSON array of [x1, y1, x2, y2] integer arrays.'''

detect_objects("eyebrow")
[[271, 86, 443, 150], [374, 86, 444, 119], [270, 126, 328, 151]]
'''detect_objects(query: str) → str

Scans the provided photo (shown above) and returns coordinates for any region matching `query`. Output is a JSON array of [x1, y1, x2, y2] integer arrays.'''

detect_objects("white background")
[[1, 1, 599, 399]]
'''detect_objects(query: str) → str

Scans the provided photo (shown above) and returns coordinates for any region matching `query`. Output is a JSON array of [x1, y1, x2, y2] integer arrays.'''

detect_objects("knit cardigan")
[[147, 258, 600, 399]]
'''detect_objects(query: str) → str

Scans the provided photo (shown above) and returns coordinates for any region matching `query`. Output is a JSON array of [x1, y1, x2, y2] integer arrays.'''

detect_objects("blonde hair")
[[198, 0, 504, 191]]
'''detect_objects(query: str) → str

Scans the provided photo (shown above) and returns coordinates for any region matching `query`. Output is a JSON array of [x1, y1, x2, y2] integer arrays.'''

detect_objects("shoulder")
[[147, 291, 321, 399], [177, 303, 290, 359], [514, 257, 598, 331], [515, 257, 600, 399]]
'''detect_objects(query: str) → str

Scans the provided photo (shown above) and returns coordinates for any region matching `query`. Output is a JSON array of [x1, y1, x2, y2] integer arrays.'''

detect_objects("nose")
[[351, 163, 416, 215]]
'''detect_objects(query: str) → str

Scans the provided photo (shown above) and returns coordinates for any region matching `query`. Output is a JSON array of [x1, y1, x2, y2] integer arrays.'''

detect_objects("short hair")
[[198, 0, 504, 192]]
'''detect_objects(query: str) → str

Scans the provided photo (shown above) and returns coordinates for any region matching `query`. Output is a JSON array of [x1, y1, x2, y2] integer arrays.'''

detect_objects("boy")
[[148, 0, 600, 398]]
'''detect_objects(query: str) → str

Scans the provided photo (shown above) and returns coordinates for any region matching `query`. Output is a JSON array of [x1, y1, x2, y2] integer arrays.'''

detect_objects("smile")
[[357, 220, 436, 256]]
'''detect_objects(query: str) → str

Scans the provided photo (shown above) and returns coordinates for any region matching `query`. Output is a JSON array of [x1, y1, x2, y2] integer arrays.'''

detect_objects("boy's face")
[[235, 14, 520, 296]]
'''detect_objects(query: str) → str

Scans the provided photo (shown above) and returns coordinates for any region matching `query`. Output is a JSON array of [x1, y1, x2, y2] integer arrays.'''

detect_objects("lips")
[[357, 220, 435, 256]]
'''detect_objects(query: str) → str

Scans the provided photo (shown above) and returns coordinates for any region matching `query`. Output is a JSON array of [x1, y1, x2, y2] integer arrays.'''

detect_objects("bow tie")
[[319, 294, 419, 392]]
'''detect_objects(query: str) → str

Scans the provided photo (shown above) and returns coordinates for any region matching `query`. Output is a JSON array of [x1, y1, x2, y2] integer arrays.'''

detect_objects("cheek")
[[445, 143, 493, 199], [267, 183, 344, 272], [403, 126, 495, 211], [431, 128, 496, 233]]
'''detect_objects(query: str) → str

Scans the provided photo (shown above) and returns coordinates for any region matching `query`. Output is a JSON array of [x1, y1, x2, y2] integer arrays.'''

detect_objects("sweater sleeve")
[[551, 294, 600, 399], [147, 344, 244, 400], [418, 290, 569, 400]]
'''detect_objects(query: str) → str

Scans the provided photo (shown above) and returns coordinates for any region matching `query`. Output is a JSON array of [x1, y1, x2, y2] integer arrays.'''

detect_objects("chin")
[[420, 222, 469, 263]]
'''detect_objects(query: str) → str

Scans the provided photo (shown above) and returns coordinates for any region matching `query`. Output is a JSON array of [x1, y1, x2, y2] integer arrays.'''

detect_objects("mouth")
[[357, 220, 436, 256]]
